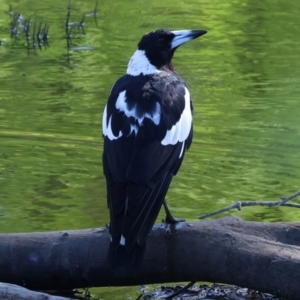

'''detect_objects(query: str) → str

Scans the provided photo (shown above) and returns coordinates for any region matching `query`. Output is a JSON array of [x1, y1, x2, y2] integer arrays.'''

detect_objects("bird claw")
[[163, 215, 185, 224], [162, 216, 185, 235]]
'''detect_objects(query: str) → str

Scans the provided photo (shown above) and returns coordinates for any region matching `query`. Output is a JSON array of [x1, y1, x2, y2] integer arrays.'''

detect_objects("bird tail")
[[107, 241, 146, 271]]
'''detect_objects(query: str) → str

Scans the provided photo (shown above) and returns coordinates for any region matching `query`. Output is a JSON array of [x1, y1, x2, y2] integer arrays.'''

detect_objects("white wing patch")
[[102, 105, 122, 140], [102, 105, 108, 134], [129, 124, 138, 135], [116, 90, 161, 125], [120, 234, 126, 245], [179, 141, 185, 158], [127, 50, 158, 76], [161, 87, 192, 146]]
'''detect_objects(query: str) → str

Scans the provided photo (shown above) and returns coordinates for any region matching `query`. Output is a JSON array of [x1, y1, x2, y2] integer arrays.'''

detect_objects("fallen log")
[[0, 217, 299, 299]]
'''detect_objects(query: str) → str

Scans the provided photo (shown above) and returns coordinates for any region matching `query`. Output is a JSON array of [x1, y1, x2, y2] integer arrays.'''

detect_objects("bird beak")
[[171, 30, 207, 49]]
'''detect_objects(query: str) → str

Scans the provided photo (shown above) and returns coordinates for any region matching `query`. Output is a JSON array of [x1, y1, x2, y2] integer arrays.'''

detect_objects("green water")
[[0, 0, 300, 298]]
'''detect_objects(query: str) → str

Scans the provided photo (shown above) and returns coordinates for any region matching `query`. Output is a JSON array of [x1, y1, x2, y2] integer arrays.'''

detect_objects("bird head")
[[138, 29, 207, 70]]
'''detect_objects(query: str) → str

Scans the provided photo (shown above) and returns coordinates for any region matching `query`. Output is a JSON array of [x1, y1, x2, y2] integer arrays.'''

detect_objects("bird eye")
[[157, 37, 165, 44]]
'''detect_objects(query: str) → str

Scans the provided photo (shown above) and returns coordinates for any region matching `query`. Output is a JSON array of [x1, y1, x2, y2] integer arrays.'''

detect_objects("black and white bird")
[[102, 28, 207, 268]]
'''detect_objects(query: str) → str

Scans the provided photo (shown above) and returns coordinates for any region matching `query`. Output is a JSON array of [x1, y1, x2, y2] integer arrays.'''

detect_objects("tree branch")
[[0, 217, 300, 299], [199, 191, 300, 219]]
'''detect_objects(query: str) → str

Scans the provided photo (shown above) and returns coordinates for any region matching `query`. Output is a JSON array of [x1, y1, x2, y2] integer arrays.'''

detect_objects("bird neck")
[[160, 63, 175, 72], [127, 50, 158, 76], [126, 49, 176, 76]]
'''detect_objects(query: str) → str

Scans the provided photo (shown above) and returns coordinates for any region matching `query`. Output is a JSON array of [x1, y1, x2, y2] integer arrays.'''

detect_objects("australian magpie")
[[102, 28, 207, 269]]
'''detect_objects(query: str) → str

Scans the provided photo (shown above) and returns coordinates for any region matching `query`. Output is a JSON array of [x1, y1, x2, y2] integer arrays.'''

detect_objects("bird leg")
[[163, 200, 185, 224]]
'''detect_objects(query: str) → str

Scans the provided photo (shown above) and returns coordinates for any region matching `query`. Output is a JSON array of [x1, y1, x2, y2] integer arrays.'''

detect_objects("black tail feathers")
[[107, 241, 146, 271]]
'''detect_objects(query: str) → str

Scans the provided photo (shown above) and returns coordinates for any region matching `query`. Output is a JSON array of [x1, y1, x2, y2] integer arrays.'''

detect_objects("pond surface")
[[0, 0, 300, 298]]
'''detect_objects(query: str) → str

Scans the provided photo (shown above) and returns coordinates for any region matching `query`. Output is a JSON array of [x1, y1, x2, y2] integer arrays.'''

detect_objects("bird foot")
[[163, 215, 185, 224], [162, 216, 185, 235]]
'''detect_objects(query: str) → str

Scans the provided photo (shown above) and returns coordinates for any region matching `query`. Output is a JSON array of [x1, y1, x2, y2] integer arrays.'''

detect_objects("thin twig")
[[199, 191, 300, 220], [278, 190, 300, 205], [67, 0, 71, 11]]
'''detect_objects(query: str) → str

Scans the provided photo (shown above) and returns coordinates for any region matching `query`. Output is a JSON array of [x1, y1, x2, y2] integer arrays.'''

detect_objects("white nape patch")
[[102, 105, 122, 140], [120, 235, 126, 245], [161, 87, 192, 146], [127, 50, 158, 76], [116, 91, 161, 126], [171, 30, 193, 49], [179, 141, 185, 158]]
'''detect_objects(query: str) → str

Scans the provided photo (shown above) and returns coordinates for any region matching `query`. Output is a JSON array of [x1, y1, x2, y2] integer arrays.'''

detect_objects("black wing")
[[102, 72, 193, 259]]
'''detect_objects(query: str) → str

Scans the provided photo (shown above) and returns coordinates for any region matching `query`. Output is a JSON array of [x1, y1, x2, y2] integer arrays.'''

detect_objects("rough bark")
[[0, 217, 300, 299], [0, 282, 74, 300]]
